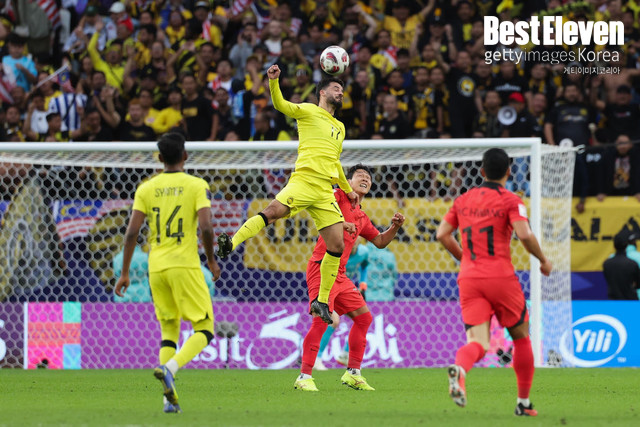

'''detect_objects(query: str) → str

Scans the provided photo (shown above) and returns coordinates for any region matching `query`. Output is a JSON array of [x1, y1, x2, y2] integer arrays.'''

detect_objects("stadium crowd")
[[1, 0, 640, 207]]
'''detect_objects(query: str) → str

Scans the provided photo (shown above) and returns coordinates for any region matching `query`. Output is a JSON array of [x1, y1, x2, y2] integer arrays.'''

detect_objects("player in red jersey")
[[294, 164, 405, 392], [436, 148, 552, 416]]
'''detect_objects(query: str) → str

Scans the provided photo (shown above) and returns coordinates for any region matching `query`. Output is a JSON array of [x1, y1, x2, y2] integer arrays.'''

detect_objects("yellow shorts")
[[275, 172, 344, 230], [149, 267, 214, 328]]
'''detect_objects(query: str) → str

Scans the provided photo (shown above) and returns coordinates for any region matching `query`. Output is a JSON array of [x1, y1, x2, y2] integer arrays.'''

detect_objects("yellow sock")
[[159, 345, 176, 365], [231, 214, 268, 250], [318, 252, 340, 303], [173, 332, 209, 368], [159, 319, 180, 365]]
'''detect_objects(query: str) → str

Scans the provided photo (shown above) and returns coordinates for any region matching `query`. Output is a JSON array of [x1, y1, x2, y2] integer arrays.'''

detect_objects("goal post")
[[0, 138, 574, 369]]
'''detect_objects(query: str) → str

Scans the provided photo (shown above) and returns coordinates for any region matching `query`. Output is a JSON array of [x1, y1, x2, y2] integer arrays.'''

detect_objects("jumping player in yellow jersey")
[[217, 64, 359, 325], [115, 133, 221, 414]]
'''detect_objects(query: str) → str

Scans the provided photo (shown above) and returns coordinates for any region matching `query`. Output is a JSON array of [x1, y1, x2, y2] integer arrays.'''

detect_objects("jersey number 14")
[[152, 206, 184, 244]]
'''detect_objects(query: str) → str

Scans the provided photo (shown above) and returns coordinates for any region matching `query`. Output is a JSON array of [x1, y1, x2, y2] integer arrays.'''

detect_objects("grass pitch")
[[2, 368, 638, 426]]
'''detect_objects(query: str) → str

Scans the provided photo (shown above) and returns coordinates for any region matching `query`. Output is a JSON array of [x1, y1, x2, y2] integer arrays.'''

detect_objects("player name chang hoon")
[[484, 16, 624, 46]]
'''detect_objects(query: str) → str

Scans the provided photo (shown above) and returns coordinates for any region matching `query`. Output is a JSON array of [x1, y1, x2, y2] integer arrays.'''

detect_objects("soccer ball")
[[320, 46, 350, 75]]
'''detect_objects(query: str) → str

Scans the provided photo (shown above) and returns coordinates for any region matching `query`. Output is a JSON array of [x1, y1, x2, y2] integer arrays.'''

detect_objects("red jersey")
[[443, 182, 529, 279], [310, 189, 380, 274]]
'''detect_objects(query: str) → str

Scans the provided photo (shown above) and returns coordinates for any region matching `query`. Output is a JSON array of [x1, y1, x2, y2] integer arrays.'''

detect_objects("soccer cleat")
[[294, 377, 319, 391], [447, 364, 467, 407], [335, 351, 348, 367], [216, 232, 233, 259], [314, 358, 328, 371], [154, 365, 179, 405], [163, 401, 182, 414], [515, 402, 538, 416], [341, 370, 375, 391], [310, 298, 332, 324]]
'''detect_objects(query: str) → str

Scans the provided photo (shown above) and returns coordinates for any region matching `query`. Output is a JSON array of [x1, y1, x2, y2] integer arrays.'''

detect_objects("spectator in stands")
[[425, 66, 449, 137], [3, 105, 25, 141], [23, 112, 71, 142], [493, 60, 527, 105], [181, 73, 216, 141], [379, 0, 435, 50], [293, 64, 317, 104], [444, 50, 476, 138], [376, 94, 410, 139], [88, 20, 125, 93], [24, 91, 48, 136], [603, 232, 640, 300], [503, 92, 536, 138], [262, 20, 285, 65], [249, 112, 278, 141], [409, 66, 430, 137], [212, 88, 234, 141], [135, 89, 160, 128], [593, 84, 640, 142], [525, 62, 556, 109], [386, 70, 411, 118], [300, 22, 330, 61], [75, 108, 115, 142], [2, 33, 37, 92], [595, 134, 640, 202], [275, 37, 309, 89], [473, 90, 503, 138], [64, 6, 106, 56], [230, 22, 259, 80], [544, 82, 595, 213], [119, 99, 155, 141], [47, 90, 88, 134], [530, 93, 547, 142], [152, 87, 183, 135]]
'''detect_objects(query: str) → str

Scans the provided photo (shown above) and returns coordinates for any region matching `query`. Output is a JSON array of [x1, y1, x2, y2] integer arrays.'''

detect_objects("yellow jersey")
[[269, 79, 352, 193], [132, 172, 211, 272]]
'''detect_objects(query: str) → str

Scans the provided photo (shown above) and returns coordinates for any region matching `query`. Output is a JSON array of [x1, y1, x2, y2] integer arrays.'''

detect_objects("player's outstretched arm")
[[268, 65, 306, 119], [371, 213, 405, 249], [198, 207, 221, 280], [513, 220, 552, 276], [115, 209, 146, 297], [436, 219, 463, 261]]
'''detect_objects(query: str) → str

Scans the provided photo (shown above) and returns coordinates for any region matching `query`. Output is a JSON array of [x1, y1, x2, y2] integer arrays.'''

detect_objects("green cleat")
[[341, 370, 375, 391], [294, 377, 319, 391]]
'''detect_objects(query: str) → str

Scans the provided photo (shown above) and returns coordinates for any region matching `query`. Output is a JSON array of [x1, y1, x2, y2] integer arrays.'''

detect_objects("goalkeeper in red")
[[115, 133, 221, 414], [294, 164, 405, 392], [217, 64, 359, 324], [436, 148, 552, 416]]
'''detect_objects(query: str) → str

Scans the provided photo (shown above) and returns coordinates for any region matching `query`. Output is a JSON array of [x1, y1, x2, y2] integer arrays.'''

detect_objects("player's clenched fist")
[[267, 65, 281, 80], [391, 212, 405, 227]]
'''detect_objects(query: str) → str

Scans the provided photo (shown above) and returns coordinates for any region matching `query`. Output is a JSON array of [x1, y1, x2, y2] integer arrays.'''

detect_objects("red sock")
[[348, 311, 373, 370], [513, 336, 535, 399], [301, 317, 328, 375], [454, 341, 486, 374]]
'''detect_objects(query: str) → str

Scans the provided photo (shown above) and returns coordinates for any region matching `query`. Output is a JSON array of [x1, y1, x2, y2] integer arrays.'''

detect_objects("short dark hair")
[[482, 148, 510, 180], [46, 112, 61, 122], [316, 77, 344, 99], [157, 133, 185, 165], [347, 163, 373, 180], [614, 231, 629, 252], [140, 24, 157, 37]]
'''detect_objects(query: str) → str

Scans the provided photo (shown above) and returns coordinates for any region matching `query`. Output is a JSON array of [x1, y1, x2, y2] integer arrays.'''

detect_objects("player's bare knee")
[[508, 322, 529, 340], [262, 200, 288, 221], [330, 311, 340, 328]]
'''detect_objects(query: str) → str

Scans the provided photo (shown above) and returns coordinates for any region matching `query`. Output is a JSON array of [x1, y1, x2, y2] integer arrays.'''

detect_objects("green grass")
[[1, 368, 638, 426]]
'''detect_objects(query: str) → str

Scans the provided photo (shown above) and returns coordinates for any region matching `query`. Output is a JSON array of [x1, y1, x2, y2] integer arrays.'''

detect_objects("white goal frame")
[[0, 137, 553, 366]]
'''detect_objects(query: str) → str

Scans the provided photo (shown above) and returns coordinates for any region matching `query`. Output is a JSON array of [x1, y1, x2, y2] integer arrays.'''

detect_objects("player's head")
[[157, 132, 187, 166], [481, 148, 510, 181], [614, 231, 629, 252], [347, 164, 373, 196], [316, 77, 344, 109]]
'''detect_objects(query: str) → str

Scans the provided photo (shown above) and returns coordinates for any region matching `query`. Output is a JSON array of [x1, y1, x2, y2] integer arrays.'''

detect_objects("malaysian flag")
[[37, 0, 61, 31], [56, 65, 74, 93]]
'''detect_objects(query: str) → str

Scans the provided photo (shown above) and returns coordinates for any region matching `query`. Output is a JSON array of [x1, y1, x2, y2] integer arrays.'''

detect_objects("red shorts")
[[306, 261, 366, 316], [458, 275, 528, 329]]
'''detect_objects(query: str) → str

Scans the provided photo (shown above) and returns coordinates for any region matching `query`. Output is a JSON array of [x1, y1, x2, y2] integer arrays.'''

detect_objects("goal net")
[[0, 139, 574, 369]]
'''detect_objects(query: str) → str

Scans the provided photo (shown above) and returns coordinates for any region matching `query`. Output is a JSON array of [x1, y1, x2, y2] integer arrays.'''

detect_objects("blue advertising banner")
[[560, 301, 640, 367]]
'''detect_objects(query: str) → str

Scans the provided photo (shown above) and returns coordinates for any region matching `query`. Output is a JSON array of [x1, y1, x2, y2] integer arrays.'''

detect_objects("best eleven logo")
[[28, 302, 81, 369]]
